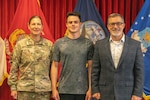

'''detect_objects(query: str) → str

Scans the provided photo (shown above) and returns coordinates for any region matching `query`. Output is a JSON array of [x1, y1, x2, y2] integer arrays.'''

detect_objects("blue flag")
[[74, 0, 109, 44], [127, 0, 150, 98]]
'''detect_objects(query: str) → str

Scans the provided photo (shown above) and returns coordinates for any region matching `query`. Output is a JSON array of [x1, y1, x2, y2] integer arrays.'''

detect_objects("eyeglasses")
[[108, 22, 124, 27]]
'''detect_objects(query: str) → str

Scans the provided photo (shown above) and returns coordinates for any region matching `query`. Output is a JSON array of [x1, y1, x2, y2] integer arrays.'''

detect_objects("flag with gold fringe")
[[5, 0, 54, 56], [0, 36, 8, 86], [127, 0, 150, 99]]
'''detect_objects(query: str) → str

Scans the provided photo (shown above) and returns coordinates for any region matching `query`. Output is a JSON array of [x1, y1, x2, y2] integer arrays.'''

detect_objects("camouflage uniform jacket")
[[8, 36, 53, 92]]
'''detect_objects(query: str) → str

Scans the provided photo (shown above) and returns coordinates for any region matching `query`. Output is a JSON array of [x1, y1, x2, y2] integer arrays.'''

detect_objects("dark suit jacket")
[[92, 36, 144, 100]]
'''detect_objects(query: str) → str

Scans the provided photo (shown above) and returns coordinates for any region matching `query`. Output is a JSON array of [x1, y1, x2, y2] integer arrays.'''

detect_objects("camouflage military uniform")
[[17, 91, 51, 100], [8, 36, 53, 100]]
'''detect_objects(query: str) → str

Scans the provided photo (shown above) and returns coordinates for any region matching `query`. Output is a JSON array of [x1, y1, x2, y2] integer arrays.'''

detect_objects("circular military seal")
[[80, 20, 106, 44]]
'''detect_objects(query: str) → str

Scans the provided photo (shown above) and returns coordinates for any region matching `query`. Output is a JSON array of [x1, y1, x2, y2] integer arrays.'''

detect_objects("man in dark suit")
[[92, 13, 144, 100]]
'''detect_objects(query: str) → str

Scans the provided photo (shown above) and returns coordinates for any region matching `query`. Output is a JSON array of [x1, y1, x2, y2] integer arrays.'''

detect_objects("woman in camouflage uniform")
[[8, 16, 53, 100]]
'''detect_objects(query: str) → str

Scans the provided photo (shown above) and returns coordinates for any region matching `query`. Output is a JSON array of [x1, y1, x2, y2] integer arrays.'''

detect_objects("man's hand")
[[131, 95, 142, 100], [85, 89, 91, 100], [92, 92, 100, 100], [11, 90, 17, 99], [52, 89, 60, 100]]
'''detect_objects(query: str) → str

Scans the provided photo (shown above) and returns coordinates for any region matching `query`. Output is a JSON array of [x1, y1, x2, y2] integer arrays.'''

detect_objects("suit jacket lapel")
[[104, 38, 115, 68], [117, 36, 129, 68]]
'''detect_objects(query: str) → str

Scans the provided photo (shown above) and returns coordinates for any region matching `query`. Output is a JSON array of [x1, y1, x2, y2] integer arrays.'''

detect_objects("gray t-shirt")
[[53, 36, 94, 94]]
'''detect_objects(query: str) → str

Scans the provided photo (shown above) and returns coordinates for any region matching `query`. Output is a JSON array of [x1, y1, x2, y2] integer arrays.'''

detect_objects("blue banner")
[[74, 0, 109, 44], [127, 0, 150, 98]]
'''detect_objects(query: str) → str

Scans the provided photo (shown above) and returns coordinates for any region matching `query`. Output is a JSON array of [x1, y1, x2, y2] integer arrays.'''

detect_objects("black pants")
[[60, 94, 86, 100]]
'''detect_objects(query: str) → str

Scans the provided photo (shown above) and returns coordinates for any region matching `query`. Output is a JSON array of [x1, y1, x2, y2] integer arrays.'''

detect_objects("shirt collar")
[[26, 36, 45, 45], [109, 34, 125, 43]]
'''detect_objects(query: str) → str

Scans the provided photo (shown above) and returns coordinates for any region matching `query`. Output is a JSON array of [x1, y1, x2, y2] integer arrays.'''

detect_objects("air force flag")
[[127, 0, 150, 99]]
